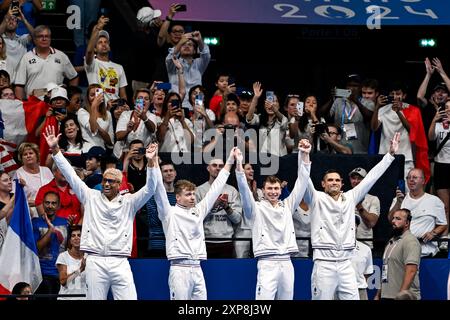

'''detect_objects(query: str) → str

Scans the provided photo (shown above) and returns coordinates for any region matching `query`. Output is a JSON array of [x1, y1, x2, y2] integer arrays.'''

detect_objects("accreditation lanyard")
[[341, 100, 357, 125], [381, 238, 400, 282]]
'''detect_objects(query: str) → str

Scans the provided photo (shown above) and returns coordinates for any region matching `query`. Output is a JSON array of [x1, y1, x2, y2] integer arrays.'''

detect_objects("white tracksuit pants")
[[255, 259, 294, 300], [311, 259, 359, 300], [85, 255, 137, 300], [169, 265, 207, 300]]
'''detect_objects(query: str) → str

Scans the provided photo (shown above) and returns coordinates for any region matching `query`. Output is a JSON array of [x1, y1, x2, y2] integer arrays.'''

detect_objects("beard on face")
[[390, 226, 404, 238]]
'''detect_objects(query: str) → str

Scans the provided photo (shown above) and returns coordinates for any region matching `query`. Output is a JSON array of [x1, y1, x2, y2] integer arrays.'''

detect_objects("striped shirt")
[[147, 192, 176, 251]]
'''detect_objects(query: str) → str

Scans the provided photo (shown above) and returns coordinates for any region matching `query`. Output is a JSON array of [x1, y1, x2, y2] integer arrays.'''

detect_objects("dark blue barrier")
[[130, 258, 448, 300]]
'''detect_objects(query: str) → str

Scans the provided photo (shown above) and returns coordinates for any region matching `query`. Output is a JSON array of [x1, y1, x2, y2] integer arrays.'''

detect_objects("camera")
[[314, 123, 329, 135], [138, 147, 146, 155], [195, 93, 204, 106], [385, 95, 395, 104], [176, 4, 187, 12], [171, 99, 180, 109], [156, 82, 171, 91], [296, 101, 304, 117], [10, 0, 20, 16], [266, 91, 274, 102], [334, 88, 352, 99], [53, 107, 67, 115], [135, 97, 144, 111], [95, 88, 103, 97]]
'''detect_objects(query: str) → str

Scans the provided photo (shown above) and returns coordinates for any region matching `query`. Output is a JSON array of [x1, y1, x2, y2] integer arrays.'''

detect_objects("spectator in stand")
[[114, 88, 157, 159], [196, 158, 242, 258], [292, 200, 311, 258], [156, 3, 185, 81], [35, 162, 83, 225], [0, 69, 10, 90], [77, 84, 114, 152], [66, 86, 83, 115], [166, 30, 210, 109], [13, 142, 53, 217], [289, 94, 326, 153], [188, 85, 214, 150], [0, 0, 42, 36], [85, 16, 127, 103], [146, 161, 177, 258], [375, 209, 421, 300], [389, 168, 447, 257], [157, 92, 194, 153], [0, 6, 34, 80], [209, 72, 234, 120], [0, 85, 13, 99], [417, 57, 450, 136], [0, 34, 13, 80], [348, 167, 380, 248], [0, 170, 13, 254], [246, 84, 289, 156], [32, 191, 68, 298], [320, 74, 373, 154], [9, 282, 32, 300], [15, 25, 78, 100], [56, 225, 87, 300], [371, 81, 430, 183], [148, 81, 166, 117], [428, 98, 450, 249], [236, 88, 253, 125], [234, 163, 262, 258], [82, 146, 104, 189], [318, 124, 353, 155]]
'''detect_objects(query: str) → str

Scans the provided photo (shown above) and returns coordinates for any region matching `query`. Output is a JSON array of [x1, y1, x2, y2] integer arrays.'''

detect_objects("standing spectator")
[[85, 16, 127, 103], [15, 25, 78, 100], [318, 124, 353, 155], [389, 168, 447, 257], [77, 84, 114, 151], [196, 158, 242, 258], [235, 140, 311, 300], [32, 191, 68, 298], [166, 30, 210, 109], [428, 98, 450, 249], [152, 148, 235, 300], [0, 0, 42, 36], [0, 170, 13, 254], [0, 6, 34, 80], [307, 133, 400, 300], [35, 163, 83, 225], [375, 209, 421, 300], [12, 142, 53, 217], [66, 86, 83, 115], [56, 225, 86, 300], [146, 161, 177, 258], [348, 167, 380, 248], [45, 127, 159, 300]]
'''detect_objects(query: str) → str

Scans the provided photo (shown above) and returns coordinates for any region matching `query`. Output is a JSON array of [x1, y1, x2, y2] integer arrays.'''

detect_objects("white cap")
[[46, 82, 59, 93], [349, 167, 367, 178], [98, 30, 110, 41], [136, 7, 162, 25], [50, 86, 69, 102]]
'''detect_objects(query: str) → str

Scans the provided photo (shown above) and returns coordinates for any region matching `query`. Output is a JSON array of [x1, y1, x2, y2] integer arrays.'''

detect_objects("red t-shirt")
[[35, 179, 82, 223]]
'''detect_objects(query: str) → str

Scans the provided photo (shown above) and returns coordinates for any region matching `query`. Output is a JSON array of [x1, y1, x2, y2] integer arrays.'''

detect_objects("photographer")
[[318, 124, 353, 155]]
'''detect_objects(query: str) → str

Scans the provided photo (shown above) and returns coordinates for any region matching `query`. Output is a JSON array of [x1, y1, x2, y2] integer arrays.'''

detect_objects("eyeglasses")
[[210, 163, 224, 168], [102, 178, 120, 184], [36, 34, 51, 39], [406, 176, 423, 181], [287, 94, 300, 98], [328, 131, 339, 136]]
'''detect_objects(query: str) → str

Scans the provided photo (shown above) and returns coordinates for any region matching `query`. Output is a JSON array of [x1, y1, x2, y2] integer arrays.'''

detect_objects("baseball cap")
[[433, 82, 449, 94], [85, 146, 106, 161], [136, 7, 162, 25], [98, 30, 110, 41], [346, 73, 362, 84], [237, 88, 253, 100], [50, 86, 69, 102], [349, 167, 367, 178]]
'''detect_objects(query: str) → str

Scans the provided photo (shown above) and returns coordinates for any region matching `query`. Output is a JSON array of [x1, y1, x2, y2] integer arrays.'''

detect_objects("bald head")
[[223, 112, 240, 127]]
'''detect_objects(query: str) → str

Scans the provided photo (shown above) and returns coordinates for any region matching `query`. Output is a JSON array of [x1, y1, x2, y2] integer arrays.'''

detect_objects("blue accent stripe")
[[9, 180, 38, 255]]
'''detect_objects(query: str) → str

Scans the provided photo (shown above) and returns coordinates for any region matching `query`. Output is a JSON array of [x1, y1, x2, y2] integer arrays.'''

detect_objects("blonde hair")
[[103, 168, 123, 183], [18, 143, 40, 164], [174, 180, 196, 195]]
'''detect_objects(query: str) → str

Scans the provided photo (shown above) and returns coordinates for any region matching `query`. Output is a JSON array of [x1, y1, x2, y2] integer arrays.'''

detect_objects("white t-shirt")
[[15, 48, 78, 96], [355, 193, 380, 248], [0, 218, 7, 255], [292, 206, 311, 258], [84, 57, 127, 104], [159, 118, 194, 153], [378, 103, 413, 161], [434, 122, 450, 163], [77, 108, 114, 152], [351, 241, 373, 289], [12, 166, 54, 217], [116, 110, 158, 148], [2, 32, 30, 76], [392, 193, 447, 256], [55, 251, 86, 300]]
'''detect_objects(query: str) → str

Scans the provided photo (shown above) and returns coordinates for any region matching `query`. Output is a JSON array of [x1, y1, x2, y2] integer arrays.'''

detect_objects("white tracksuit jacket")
[[236, 155, 311, 258], [305, 153, 394, 254], [152, 167, 230, 261], [53, 151, 158, 257]]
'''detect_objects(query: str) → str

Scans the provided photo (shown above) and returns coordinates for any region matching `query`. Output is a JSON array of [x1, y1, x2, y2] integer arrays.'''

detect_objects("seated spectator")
[[0, 85, 14, 99], [35, 162, 83, 225], [13, 142, 53, 217], [114, 88, 157, 159], [77, 84, 114, 152], [157, 92, 194, 153], [15, 25, 78, 100], [8, 281, 32, 300], [56, 225, 86, 300], [32, 191, 68, 299], [0, 69, 10, 90], [318, 124, 353, 154]]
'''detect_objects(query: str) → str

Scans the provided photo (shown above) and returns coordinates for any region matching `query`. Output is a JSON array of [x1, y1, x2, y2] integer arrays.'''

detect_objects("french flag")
[[0, 180, 42, 295]]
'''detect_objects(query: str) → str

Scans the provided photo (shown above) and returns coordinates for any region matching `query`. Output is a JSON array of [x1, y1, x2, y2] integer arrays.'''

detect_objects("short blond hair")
[[103, 168, 123, 183], [174, 180, 196, 195], [18, 142, 40, 164]]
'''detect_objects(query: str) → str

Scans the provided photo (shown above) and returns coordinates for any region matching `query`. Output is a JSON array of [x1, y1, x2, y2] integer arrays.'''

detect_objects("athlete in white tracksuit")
[[151, 148, 236, 300], [235, 139, 312, 300], [45, 126, 158, 300], [305, 133, 400, 300]]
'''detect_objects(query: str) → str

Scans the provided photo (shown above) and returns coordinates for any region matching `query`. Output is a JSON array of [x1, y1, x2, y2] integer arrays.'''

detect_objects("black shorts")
[[434, 162, 450, 190]]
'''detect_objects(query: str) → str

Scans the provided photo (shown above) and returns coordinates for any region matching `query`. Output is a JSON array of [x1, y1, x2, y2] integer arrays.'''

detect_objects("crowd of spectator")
[[0, 2, 448, 300]]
